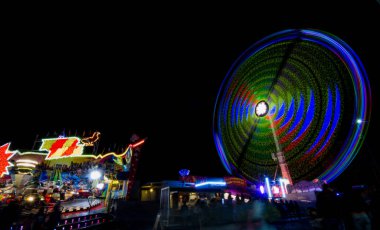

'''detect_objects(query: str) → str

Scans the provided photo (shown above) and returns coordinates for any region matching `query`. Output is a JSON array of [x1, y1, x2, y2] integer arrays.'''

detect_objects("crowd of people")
[[313, 183, 378, 229], [169, 184, 379, 229], [173, 192, 304, 228], [37, 161, 113, 174]]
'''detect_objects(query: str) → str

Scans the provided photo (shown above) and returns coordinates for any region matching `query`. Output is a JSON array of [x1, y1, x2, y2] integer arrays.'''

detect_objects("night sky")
[[1, 3, 379, 187]]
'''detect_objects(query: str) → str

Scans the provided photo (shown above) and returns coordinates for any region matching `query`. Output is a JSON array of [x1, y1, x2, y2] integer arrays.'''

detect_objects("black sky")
[[1, 2, 379, 186]]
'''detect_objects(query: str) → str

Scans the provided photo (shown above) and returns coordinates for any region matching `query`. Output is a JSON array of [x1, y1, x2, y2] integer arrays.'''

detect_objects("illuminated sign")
[[40, 137, 85, 160], [0, 143, 15, 177], [40, 136, 146, 160], [1, 136, 146, 176]]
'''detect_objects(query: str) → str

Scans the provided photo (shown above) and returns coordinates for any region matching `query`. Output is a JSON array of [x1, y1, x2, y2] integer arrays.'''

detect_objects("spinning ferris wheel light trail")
[[213, 29, 371, 185]]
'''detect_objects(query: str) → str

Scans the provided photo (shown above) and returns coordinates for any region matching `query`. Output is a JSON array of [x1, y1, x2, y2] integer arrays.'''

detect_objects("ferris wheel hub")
[[255, 100, 269, 117]]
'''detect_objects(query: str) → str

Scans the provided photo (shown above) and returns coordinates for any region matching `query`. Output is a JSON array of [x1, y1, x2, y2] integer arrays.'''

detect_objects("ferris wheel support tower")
[[268, 110, 293, 186]]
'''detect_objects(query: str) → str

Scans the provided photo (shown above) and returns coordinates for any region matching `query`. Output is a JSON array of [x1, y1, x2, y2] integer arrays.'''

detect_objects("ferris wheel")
[[213, 29, 371, 184]]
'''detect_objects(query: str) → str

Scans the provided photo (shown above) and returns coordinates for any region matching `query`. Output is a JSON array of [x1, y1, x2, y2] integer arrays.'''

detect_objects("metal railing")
[[55, 213, 113, 230]]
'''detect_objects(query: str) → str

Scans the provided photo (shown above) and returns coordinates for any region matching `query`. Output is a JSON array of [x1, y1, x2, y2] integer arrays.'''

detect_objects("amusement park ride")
[[0, 131, 146, 201], [213, 29, 371, 199]]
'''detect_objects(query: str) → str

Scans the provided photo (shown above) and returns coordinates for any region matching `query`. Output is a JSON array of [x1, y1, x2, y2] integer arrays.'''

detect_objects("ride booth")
[[158, 177, 255, 229]]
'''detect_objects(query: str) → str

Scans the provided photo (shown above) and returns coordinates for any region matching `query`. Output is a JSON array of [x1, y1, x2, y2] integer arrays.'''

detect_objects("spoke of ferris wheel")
[[236, 116, 259, 169], [236, 37, 299, 170], [266, 35, 300, 104]]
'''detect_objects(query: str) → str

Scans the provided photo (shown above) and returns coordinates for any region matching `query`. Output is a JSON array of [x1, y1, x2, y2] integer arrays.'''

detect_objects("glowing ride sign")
[[39, 136, 145, 160], [0, 136, 146, 177], [40, 137, 85, 160], [0, 143, 15, 177]]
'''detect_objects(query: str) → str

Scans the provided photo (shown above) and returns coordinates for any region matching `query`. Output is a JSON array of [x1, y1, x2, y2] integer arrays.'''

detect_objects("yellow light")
[[81, 132, 101, 146], [149, 188, 154, 192], [16, 163, 36, 168], [41, 136, 134, 160], [27, 196, 34, 202], [16, 159, 38, 165]]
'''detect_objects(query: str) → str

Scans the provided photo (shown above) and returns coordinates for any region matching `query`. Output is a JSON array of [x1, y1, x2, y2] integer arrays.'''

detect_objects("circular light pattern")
[[213, 29, 371, 183], [255, 101, 269, 117]]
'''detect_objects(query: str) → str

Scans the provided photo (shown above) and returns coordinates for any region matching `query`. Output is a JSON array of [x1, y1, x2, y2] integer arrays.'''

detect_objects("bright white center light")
[[96, 183, 105, 189], [356, 119, 363, 124], [255, 101, 269, 117], [90, 171, 101, 180]]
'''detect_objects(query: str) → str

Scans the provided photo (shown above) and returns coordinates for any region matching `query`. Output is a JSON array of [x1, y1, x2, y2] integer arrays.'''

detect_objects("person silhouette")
[[181, 201, 189, 226], [47, 201, 62, 229], [316, 184, 344, 229], [33, 206, 46, 230]]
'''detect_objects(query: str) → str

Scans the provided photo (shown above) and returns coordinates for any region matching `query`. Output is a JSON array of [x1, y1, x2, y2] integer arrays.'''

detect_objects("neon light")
[[132, 139, 145, 148], [265, 177, 272, 198], [16, 163, 36, 168], [179, 169, 190, 177], [17, 167, 33, 171], [16, 159, 39, 165], [0, 143, 16, 177], [81, 132, 101, 146], [96, 145, 133, 159], [39, 136, 145, 161], [195, 181, 226, 187], [279, 179, 286, 198]]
